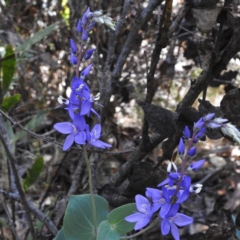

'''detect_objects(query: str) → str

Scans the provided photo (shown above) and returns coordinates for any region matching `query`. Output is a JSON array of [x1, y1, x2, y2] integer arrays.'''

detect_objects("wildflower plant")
[[54, 7, 240, 240], [123, 113, 240, 240]]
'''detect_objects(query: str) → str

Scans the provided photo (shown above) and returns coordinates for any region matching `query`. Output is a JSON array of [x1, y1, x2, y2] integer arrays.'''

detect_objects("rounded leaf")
[[63, 194, 108, 240], [55, 229, 66, 240], [96, 220, 120, 240], [108, 203, 137, 234]]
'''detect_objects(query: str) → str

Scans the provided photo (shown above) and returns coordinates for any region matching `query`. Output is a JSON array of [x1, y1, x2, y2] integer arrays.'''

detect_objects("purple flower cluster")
[[125, 113, 224, 240], [54, 8, 111, 151]]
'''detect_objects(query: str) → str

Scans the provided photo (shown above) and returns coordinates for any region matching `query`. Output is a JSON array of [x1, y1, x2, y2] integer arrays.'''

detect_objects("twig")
[[100, 0, 132, 122], [168, 3, 190, 37], [100, 0, 164, 121], [177, 16, 240, 112], [142, 0, 172, 142], [0, 189, 58, 236], [0, 114, 36, 239], [0, 115, 17, 193], [0, 108, 135, 155], [2, 201, 21, 240], [110, 134, 166, 186]]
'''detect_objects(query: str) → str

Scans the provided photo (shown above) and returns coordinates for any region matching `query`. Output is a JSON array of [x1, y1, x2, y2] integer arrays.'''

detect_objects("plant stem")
[[83, 146, 97, 233], [120, 217, 160, 239]]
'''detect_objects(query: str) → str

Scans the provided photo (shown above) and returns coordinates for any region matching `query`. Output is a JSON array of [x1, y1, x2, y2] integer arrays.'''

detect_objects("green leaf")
[[2, 45, 16, 95], [23, 156, 44, 190], [1, 94, 21, 112], [107, 203, 137, 234], [97, 220, 120, 240], [55, 229, 67, 240], [63, 194, 109, 240], [16, 22, 58, 52], [14, 110, 47, 141]]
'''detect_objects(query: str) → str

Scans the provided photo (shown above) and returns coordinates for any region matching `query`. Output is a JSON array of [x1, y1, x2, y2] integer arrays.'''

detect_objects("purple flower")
[[187, 146, 197, 156], [70, 38, 77, 54], [176, 175, 192, 203], [70, 53, 77, 65], [161, 204, 193, 240], [76, 19, 83, 33], [146, 188, 169, 213], [189, 159, 205, 171], [71, 77, 91, 99], [125, 194, 153, 230], [178, 138, 185, 155], [158, 172, 181, 188], [86, 124, 112, 149], [84, 48, 95, 60], [183, 126, 190, 139], [54, 114, 86, 151]]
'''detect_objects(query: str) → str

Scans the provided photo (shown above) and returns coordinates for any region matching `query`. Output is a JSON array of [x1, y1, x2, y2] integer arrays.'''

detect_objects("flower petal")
[[173, 213, 193, 227], [73, 114, 86, 131], [63, 133, 75, 151], [89, 140, 110, 149], [80, 100, 92, 115], [176, 190, 190, 204], [161, 218, 170, 235], [54, 122, 74, 134], [166, 204, 179, 218], [157, 178, 170, 187], [170, 222, 180, 240], [135, 195, 150, 213], [160, 203, 171, 219], [146, 188, 162, 200], [125, 212, 143, 223], [91, 124, 101, 139], [75, 131, 86, 145], [134, 216, 151, 230]]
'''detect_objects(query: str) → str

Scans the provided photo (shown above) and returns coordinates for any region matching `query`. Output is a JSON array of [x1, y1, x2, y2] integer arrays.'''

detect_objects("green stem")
[[83, 146, 97, 233], [120, 217, 160, 239]]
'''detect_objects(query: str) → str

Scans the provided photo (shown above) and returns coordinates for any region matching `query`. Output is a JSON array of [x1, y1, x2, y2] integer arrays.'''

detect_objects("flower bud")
[[194, 118, 205, 131], [70, 53, 77, 65], [207, 122, 222, 129], [81, 64, 93, 78], [70, 39, 77, 54], [82, 29, 89, 41], [187, 146, 197, 156], [203, 113, 215, 122], [82, 7, 92, 26], [195, 127, 206, 139], [188, 159, 205, 171], [178, 138, 185, 155], [76, 20, 83, 33], [93, 10, 102, 17], [84, 48, 94, 60], [87, 22, 96, 31], [213, 118, 228, 124], [184, 126, 190, 139]]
